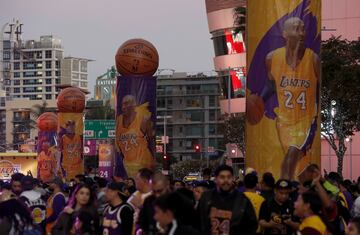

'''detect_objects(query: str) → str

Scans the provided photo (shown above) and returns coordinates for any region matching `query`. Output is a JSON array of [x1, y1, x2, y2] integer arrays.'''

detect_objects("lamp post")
[[157, 115, 172, 156], [346, 137, 353, 180]]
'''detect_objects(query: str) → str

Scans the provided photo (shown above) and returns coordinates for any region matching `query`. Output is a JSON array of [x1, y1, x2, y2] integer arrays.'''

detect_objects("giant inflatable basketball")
[[37, 112, 58, 131], [115, 38, 159, 76], [57, 87, 85, 113]]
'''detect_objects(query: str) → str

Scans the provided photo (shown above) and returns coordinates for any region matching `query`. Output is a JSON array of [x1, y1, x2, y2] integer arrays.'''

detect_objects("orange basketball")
[[57, 87, 85, 113], [37, 112, 58, 131], [115, 38, 159, 76], [246, 94, 265, 125]]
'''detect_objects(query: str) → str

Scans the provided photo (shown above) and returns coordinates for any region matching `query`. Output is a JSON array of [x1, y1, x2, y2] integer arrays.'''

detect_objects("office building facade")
[[156, 72, 224, 161]]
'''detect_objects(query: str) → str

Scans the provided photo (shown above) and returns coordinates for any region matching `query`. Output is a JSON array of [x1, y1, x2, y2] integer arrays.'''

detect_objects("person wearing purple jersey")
[[103, 182, 134, 235]]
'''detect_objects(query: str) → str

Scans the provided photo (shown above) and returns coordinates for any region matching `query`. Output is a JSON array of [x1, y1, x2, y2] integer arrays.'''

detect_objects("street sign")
[[161, 136, 169, 144], [84, 120, 115, 139], [156, 145, 164, 153]]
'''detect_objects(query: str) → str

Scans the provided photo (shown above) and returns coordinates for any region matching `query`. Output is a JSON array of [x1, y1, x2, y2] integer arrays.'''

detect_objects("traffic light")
[[194, 144, 201, 153], [162, 155, 170, 170]]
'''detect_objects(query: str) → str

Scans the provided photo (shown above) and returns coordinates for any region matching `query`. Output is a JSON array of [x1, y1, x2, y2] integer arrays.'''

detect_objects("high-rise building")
[[156, 72, 224, 162], [204, 0, 246, 115], [0, 19, 90, 150]]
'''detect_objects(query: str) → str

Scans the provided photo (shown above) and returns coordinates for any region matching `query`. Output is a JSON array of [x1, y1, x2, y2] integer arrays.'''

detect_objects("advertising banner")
[[0, 153, 37, 180], [37, 131, 60, 182], [58, 113, 84, 180], [98, 144, 114, 179], [246, 0, 321, 180], [115, 76, 156, 178]]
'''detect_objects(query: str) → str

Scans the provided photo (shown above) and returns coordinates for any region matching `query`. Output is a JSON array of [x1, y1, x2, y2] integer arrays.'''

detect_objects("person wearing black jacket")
[[154, 192, 200, 235], [138, 172, 171, 235], [198, 164, 258, 235]]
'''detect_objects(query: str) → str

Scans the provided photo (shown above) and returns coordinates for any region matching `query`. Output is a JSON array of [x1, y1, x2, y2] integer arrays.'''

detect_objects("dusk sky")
[[1, 0, 215, 95]]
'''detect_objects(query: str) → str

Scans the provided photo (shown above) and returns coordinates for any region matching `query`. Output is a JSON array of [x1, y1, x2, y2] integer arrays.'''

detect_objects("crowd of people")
[[1, 164, 360, 235]]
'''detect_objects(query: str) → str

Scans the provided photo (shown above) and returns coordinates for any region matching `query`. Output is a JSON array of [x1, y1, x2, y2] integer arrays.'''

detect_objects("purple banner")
[[114, 76, 157, 178]]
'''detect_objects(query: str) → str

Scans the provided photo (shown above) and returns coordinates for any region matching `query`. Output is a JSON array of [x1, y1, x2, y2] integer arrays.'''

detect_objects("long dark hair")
[[67, 183, 96, 210], [0, 198, 34, 233]]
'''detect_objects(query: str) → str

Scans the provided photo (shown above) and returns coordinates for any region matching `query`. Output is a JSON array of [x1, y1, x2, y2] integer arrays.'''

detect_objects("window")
[[14, 88, 20, 93], [209, 109, 216, 121], [3, 51, 10, 60], [3, 62, 11, 70], [209, 96, 216, 107], [55, 61, 60, 69], [14, 51, 20, 60], [56, 87, 61, 92], [46, 86, 52, 92], [46, 94, 52, 100], [185, 125, 203, 136], [14, 62, 20, 70], [14, 72, 20, 78], [23, 62, 36, 70], [55, 71, 60, 76], [46, 79, 52, 84], [36, 62, 43, 69], [80, 74, 87, 80], [185, 110, 203, 122], [80, 82, 87, 87], [209, 124, 216, 135], [186, 97, 202, 108], [46, 61, 52, 69], [72, 60, 79, 71], [13, 80, 20, 86], [36, 51, 42, 59], [55, 79, 61, 85], [45, 50, 52, 58], [23, 71, 36, 77], [80, 61, 87, 72], [46, 71, 52, 77]]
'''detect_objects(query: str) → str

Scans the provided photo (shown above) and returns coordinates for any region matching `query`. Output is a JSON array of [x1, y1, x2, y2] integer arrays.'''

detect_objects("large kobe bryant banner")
[[246, 0, 321, 180], [114, 76, 156, 178]]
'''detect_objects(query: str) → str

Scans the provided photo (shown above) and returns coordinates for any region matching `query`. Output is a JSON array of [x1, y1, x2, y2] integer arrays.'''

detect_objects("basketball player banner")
[[58, 113, 84, 181], [37, 130, 60, 183], [115, 76, 156, 178], [246, 0, 321, 180]]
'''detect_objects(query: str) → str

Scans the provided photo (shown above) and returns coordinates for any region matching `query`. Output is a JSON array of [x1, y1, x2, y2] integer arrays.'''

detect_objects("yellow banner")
[[246, 0, 321, 180], [58, 113, 84, 180]]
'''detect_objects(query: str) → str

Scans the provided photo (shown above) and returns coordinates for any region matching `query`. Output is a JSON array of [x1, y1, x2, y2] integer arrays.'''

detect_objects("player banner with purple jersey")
[[114, 76, 156, 178], [246, 0, 321, 180]]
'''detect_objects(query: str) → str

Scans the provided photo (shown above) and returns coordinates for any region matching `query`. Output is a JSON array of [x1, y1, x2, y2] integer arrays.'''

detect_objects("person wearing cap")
[[198, 164, 258, 235], [259, 179, 299, 235], [103, 181, 134, 235], [19, 175, 47, 232], [45, 177, 66, 235], [193, 180, 209, 210]]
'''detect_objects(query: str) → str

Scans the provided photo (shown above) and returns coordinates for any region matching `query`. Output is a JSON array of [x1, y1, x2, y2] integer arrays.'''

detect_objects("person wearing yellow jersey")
[[38, 141, 57, 183], [244, 173, 265, 235], [249, 17, 321, 180], [116, 95, 154, 177], [60, 120, 83, 180], [294, 191, 329, 235]]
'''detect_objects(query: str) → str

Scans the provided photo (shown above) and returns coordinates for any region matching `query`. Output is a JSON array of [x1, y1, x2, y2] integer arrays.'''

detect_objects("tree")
[[85, 100, 115, 120], [321, 36, 360, 176], [218, 114, 246, 157]]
